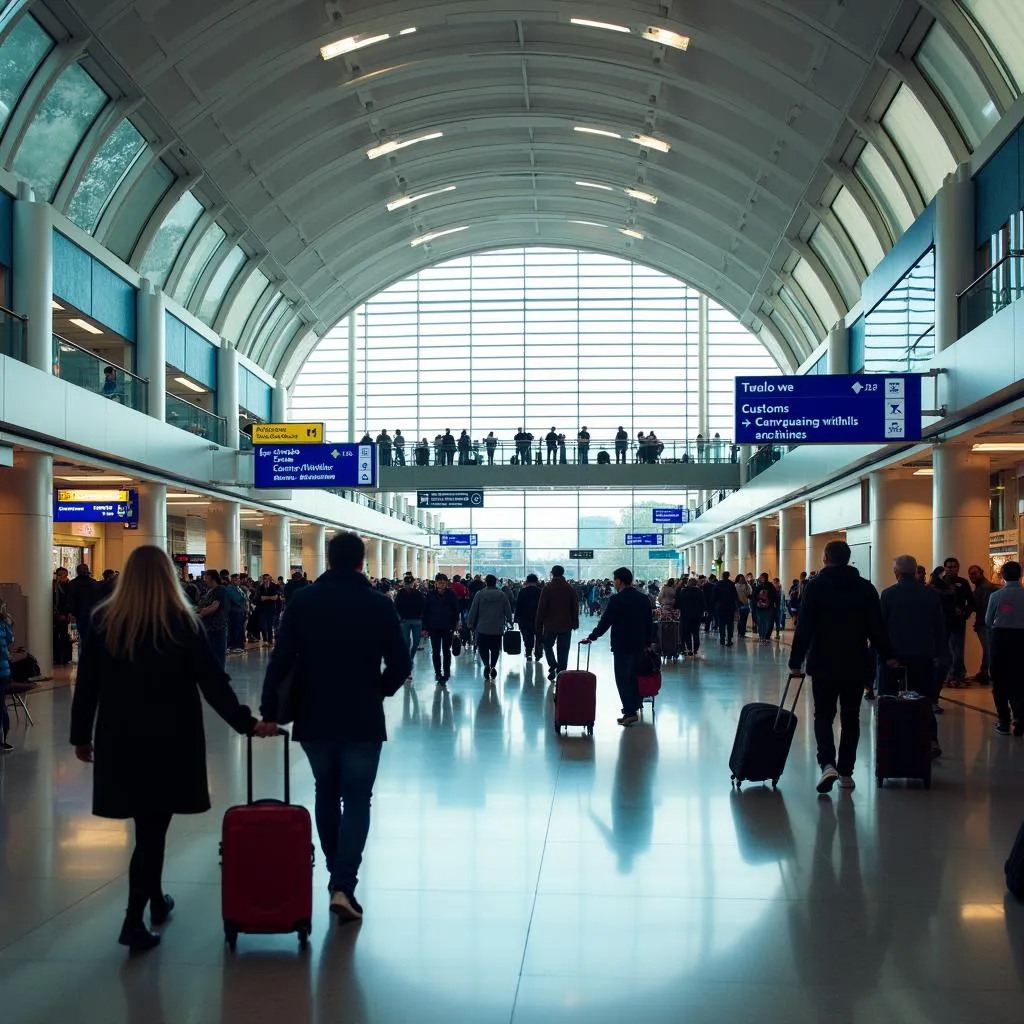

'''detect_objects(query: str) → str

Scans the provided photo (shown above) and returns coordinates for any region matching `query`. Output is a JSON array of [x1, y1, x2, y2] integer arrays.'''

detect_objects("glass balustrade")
[[958, 251, 1024, 335], [166, 391, 226, 444], [0, 306, 26, 362], [52, 334, 148, 411]]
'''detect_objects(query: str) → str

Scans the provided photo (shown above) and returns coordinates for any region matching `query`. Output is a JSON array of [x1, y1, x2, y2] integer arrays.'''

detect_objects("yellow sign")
[[57, 489, 130, 503], [251, 422, 324, 444]]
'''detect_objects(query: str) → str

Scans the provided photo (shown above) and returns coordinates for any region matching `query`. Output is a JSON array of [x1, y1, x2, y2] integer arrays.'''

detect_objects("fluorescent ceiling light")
[[167, 492, 204, 499], [570, 220, 608, 228], [321, 28, 413, 60], [620, 227, 645, 240], [625, 187, 659, 204], [174, 376, 206, 394], [972, 443, 1024, 452], [570, 17, 630, 34], [576, 181, 615, 192], [68, 317, 102, 335], [574, 126, 622, 140], [52, 300, 64, 311], [57, 475, 135, 483], [643, 26, 691, 50], [367, 131, 442, 160], [912, 468, 934, 476], [631, 134, 671, 153], [411, 225, 468, 247], [386, 184, 456, 211], [166, 500, 211, 505]]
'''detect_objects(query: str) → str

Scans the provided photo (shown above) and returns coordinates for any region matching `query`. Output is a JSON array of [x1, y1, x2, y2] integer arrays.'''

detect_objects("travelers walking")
[[70, 545, 269, 951], [66, 563, 101, 651], [514, 573, 543, 660], [467, 575, 513, 679], [225, 573, 248, 654], [789, 540, 894, 794], [751, 572, 777, 644], [423, 573, 459, 683], [197, 568, 229, 668], [257, 573, 280, 646], [968, 564, 996, 685], [701, 575, 716, 634], [536, 565, 580, 681], [714, 571, 739, 646], [394, 574, 426, 676], [985, 560, 1024, 736], [259, 532, 410, 923]]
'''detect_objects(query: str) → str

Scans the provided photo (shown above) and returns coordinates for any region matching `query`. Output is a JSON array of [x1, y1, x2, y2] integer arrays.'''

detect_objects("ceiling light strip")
[[410, 225, 469, 247], [367, 131, 443, 160], [321, 27, 417, 61], [386, 184, 456, 212]]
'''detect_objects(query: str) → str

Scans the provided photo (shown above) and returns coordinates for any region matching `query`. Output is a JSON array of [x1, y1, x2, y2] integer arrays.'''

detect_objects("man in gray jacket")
[[467, 574, 513, 679], [880, 554, 946, 757]]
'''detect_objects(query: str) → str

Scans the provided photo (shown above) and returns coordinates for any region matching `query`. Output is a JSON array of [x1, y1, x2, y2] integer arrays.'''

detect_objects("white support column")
[[827, 323, 850, 375], [137, 282, 166, 421], [261, 514, 290, 580], [0, 452, 54, 674], [778, 505, 806, 591], [755, 517, 778, 578], [301, 524, 326, 579], [933, 445, 990, 569], [935, 164, 975, 353], [134, 481, 167, 552], [218, 344, 240, 450], [368, 537, 382, 578], [271, 384, 289, 424], [700, 539, 712, 573], [207, 500, 241, 574], [347, 311, 357, 443], [724, 530, 738, 577], [737, 524, 754, 577], [869, 470, 933, 591], [13, 184, 53, 374], [381, 540, 394, 580], [738, 444, 753, 486]]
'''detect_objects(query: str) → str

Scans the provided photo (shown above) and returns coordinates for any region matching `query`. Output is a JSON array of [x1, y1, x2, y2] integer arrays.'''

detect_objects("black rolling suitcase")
[[875, 669, 932, 788], [658, 619, 681, 661], [1006, 821, 1024, 901], [729, 672, 804, 789], [503, 629, 522, 655]]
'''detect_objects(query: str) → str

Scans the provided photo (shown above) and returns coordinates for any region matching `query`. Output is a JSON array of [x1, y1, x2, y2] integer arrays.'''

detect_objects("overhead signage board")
[[173, 553, 207, 566], [569, 549, 595, 560], [251, 422, 324, 445], [649, 550, 681, 560], [734, 374, 922, 445], [253, 443, 376, 488], [625, 533, 663, 546], [440, 533, 478, 547], [54, 489, 138, 523], [652, 507, 690, 524], [417, 490, 484, 509]]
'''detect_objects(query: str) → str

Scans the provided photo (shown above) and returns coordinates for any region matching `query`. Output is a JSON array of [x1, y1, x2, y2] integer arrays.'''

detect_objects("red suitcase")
[[554, 644, 597, 736], [221, 731, 314, 950]]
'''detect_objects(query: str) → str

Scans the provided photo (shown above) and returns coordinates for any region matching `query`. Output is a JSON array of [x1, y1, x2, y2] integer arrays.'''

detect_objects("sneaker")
[[863, 688, 875, 701], [617, 714, 640, 727], [930, 741, 942, 758], [838, 776, 855, 790], [995, 722, 1011, 736], [330, 890, 363, 922], [1, 742, 13, 753], [816, 765, 839, 793]]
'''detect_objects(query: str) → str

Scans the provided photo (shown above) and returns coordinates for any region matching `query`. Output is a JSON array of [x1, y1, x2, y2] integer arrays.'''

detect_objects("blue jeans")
[[543, 630, 572, 674], [300, 740, 383, 896], [400, 620, 422, 662]]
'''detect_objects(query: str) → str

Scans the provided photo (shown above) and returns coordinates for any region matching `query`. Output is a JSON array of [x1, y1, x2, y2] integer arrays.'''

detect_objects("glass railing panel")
[[166, 391, 226, 445], [52, 334, 148, 411], [0, 306, 26, 362], [239, 430, 253, 451], [958, 252, 1024, 336]]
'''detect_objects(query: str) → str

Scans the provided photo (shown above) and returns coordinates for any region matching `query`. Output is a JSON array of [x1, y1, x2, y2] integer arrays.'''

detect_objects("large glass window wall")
[[863, 247, 936, 373]]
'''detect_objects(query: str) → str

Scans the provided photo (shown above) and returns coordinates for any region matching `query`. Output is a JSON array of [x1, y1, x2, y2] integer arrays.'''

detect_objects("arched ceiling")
[[34, 0, 970, 380]]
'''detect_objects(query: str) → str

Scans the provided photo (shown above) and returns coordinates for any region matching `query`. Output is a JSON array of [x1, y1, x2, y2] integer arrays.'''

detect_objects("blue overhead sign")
[[653, 507, 689, 524], [625, 533, 663, 546], [734, 374, 922, 445], [54, 489, 138, 523], [440, 533, 478, 547], [418, 490, 484, 509], [254, 443, 376, 488], [649, 550, 681, 560]]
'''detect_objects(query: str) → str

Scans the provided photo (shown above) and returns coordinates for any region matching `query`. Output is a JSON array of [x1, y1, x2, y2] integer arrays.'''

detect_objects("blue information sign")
[[648, 550, 680, 560], [653, 507, 689, 524], [54, 490, 138, 523], [440, 533, 478, 547], [254, 443, 376, 488], [734, 374, 922, 445], [418, 490, 484, 509], [625, 533, 663, 546]]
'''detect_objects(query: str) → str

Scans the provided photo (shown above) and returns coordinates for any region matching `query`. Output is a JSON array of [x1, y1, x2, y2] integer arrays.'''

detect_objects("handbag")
[[452, 634, 462, 656], [276, 663, 302, 725]]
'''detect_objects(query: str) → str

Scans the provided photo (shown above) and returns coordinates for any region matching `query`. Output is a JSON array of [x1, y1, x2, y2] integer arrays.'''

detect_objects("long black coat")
[[69, 618, 254, 819]]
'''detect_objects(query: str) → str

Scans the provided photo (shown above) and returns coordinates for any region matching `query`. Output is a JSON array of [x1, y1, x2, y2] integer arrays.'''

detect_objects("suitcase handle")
[[577, 641, 591, 672], [247, 729, 291, 805], [774, 673, 805, 732]]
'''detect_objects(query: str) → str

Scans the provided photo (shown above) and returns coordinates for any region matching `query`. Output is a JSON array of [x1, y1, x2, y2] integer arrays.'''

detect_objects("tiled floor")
[[2, 628, 1023, 1023]]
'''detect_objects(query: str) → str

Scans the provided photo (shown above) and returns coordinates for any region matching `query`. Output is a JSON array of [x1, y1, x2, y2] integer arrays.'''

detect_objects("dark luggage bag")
[[658, 620, 681, 660], [729, 673, 804, 788], [221, 731, 314, 951], [875, 674, 932, 788], [503, 629, 522, 655], [10, 651, 40, 682], [1006, 820, 1024, 901], [554, 644, 597, 736]]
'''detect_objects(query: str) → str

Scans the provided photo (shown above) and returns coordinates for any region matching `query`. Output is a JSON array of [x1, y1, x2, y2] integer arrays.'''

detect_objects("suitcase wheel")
[[298, 922, 311, 949], [876, 776, 884, 787], [225, 924, 238, 952], [553, 720, 560, 734], [586, 724, 594, 737], [771, 779, 778, 790]]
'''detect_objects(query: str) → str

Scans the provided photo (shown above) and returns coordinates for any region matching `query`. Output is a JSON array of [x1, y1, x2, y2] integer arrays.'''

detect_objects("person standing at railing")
[[636, 432, 649, 463], [393, 430, 406, 466], [514, 429, 533, 465], [545, 427, 559, 465], [457, 430, 471, 465], [433, 434, 443, 465], [441, 429, 457, 466], [485, 432, 497, 465], [647, 431, 663, 462], [375, 429, 393, 467], [101, 365, 121, 403], [415, 438, 430, 466], [557, 434, 567, 465], [615, 427, 628, 464], [696, 433, 706, 463], [577, 427, 590, 464]]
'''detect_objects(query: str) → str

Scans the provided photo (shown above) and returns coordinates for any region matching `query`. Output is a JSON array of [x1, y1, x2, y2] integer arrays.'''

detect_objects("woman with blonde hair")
[[70, 545, 272, 952]]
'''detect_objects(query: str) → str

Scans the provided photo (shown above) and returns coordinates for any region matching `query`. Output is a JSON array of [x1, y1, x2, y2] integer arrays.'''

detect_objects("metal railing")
[[239, 430, 253, 451], [958, 250, 1024, 336], [0, 305, 26, 362], [52, 334, 148, 412], [373, 436, 738, 468], [746, 444, 791, 483], [166, 392, 226, 445]]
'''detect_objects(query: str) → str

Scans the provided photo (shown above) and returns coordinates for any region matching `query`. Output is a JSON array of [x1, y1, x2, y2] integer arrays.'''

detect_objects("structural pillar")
[[271, 384, 289, 424], [261, 514, 290, 580], [13, 184, 53, 374], [935, 164, 976, 353], [933, 445, 989, 570], [381, 540, 394, 580], [869, 470, 933, 590], [737, 524, 755, 577], [755, 517, 778, 578], [134, 481, 167, 552], [206, 500, 241, 574], [368, 537, 382, 578], [778, 505, 806, 589], [301, 524, 326, 579], [137, 280, 166, 421], [827, 323, 850, 375], [217, 343, 240, 449], [700, 539, 712, 573], [724, 530, 738, 577]]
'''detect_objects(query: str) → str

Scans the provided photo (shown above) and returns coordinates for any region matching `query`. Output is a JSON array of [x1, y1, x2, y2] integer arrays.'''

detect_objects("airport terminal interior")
[[2, 0, 1024, 1020]]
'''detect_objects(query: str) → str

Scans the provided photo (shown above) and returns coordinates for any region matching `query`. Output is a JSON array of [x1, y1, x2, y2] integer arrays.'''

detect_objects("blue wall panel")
[[53, 232, 138, 341], [52, 232, 92, 312], [239, 366, 271, 419], [164, 312, 186, 371], [91, 262, 136, 342], [185, 328, 217, 389], [975, 128, 1021, 246]]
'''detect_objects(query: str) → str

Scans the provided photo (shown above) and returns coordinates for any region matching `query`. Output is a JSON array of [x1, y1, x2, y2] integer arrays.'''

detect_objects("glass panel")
[[137, 190, 203, 286], [12, 61, 107, 201], [916, 22, 999, 148], [881, 85, 956, 202], [808, 224, 860, 306], [0, 306, 26, 361], [853, 141, 916, 242], [172, 221, 225, 306], [958, 0, 1024, 94], [252, 299, 291, 357], [220, 268, 269, 341], [52, 334, 147, 411], [165, 391, 225, 444], [104, 159, 174, 261], [0, 15, 52, 137], [959, 252, 1024, 334], [197, 245, 246, 325], [66, 118, 146, 233], [792, 259, 841, 329], [775, 288, 817, 348], [863, 247, 936, 373], [831, 187, 885, 274]]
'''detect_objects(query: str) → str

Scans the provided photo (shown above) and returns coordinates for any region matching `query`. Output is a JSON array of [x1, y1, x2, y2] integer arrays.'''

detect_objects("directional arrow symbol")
[[851, 382, 864, 394], [743, 420, 751, 427]]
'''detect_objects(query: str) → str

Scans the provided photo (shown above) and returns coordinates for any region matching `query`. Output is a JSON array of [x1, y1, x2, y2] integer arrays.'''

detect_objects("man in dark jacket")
[[514, 574, 543, 660], [423, 573, 460, 683], [583, 566, 654, 727], [968, 563, 997, 684], [260, 532, 409, 923], [66, 564, 101, 650], [701, 575, 716, 634], [537, 565, 580, 681], [714, 572, 739, 646], [394, 574, 427, 672], [790, 540, 894, 794], [676, 578, 706, 656], [283, 570, 309, 605], [940, 556, 974, 685]]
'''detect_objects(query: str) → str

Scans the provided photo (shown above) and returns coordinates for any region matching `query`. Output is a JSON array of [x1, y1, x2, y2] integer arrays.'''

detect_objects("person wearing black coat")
[[69, 545, 263, 952], [514, 574, 543, 660], [260, 532, 410, 923], [701, 575, 717, 634], [422, 573, 460, 682], [713, 572, 739, 646], [66, 564, 101, 649]]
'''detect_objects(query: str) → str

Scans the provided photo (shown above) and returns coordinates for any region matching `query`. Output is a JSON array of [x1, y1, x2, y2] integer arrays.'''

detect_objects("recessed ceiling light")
[[973, 443, 1024, 452], [367, 131, 443, 160], [630, 134, 671, 153], [643, 26, 691, 50], [52, 300, 64, 311], [625, 187, 659, 204], [174, 376, 206, 394], [166, 500, 211, 505], [576, 181, 615, 192], [912, 468, 934, 476], [386, 184, 456, 211], [570, 17, 630, 34], [321, 27, 415, 60], [56, 475, 134, 483], [399, 27, 417, 36], [574, 126, 622, 140], [410, 226, 469, 247], [570, 220, 608, 228], [68, 317, 103, 335], [620, 228, 645, 240]]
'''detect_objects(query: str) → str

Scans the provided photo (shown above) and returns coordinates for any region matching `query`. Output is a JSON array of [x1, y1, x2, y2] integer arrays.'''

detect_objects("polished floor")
[[2, 627, 1023, 1024]]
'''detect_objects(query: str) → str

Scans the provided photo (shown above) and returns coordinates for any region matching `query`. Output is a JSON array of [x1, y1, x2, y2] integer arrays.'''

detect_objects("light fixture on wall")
[[320, 27, 415, 60], [174, 376, 207, 394]]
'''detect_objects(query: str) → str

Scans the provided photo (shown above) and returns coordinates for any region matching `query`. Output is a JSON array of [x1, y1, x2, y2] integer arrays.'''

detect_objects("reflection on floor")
[[2, 631, 1023, 1023]]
